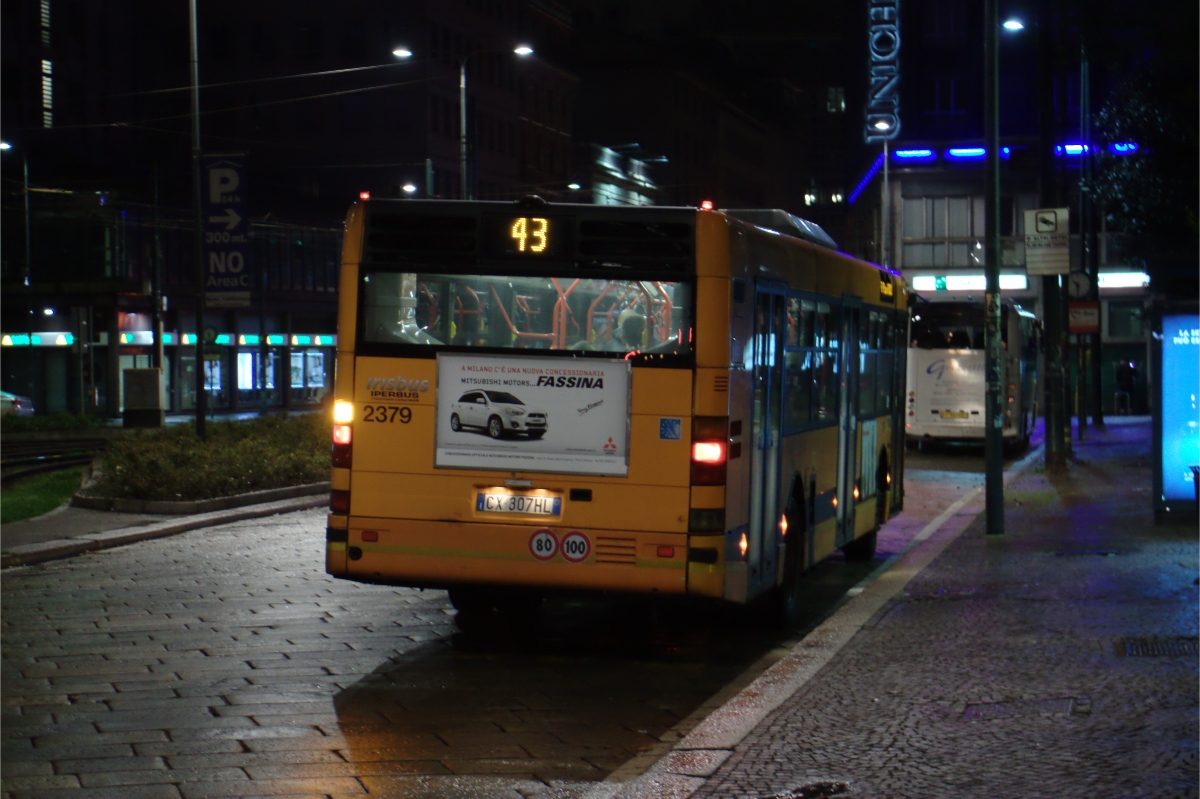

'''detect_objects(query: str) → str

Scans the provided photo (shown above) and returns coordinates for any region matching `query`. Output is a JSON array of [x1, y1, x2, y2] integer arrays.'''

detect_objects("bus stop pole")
[[984, 0, 1004, 535]]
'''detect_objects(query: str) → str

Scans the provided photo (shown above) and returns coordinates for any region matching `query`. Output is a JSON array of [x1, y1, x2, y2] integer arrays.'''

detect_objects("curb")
[[2, 489, 329, 570], [71, 481, 330, 514]]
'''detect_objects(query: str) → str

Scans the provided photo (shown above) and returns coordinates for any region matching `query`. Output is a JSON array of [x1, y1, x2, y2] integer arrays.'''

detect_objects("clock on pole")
[[1067, 270, 1092, 299]]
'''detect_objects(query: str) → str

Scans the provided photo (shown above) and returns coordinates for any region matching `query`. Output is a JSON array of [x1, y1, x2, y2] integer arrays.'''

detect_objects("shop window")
[[1107, 301, 1144, 340]]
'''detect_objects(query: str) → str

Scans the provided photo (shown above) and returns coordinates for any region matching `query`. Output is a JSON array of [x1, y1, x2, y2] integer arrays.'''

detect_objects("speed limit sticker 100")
[[561, 532, 591, 563], [527, 530, 592, 563]]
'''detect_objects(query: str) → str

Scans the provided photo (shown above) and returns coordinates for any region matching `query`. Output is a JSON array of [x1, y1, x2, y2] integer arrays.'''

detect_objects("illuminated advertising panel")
[[435, 354, 631, 476], [1159, 313, 1200, 503], [864, 0, 901, 142]]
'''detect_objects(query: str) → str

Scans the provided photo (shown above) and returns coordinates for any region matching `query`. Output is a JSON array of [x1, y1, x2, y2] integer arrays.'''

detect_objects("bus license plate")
[[940, 410, 969, 419], [476, 492, 562, 517]]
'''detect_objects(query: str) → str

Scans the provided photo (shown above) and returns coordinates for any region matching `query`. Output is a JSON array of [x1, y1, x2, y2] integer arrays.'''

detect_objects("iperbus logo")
[[366, 375, 430, 402]]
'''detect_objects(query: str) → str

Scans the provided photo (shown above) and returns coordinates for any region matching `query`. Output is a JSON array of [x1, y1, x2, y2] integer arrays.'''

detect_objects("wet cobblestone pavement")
[[686, 420, 1198, 799], [3, 419, 1193, 798]]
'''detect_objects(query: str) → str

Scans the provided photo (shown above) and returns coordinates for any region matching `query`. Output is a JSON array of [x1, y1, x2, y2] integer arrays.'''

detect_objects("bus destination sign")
[[487, 214, 569, 258]]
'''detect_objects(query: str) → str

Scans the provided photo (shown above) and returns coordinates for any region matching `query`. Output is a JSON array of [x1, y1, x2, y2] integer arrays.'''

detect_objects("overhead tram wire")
[[33, 78, 432, 133], [44, 78, 432, 133], [109, 60, 426, 98]]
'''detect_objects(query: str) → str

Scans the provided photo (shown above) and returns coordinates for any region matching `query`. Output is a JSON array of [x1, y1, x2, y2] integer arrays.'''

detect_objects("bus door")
[[836, 300, 862, 546], [748, 283, 787, 591]]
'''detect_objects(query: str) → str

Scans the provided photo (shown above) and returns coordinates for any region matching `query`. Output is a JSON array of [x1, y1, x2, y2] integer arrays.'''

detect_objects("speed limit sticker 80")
[[528, 530, 591, 563]]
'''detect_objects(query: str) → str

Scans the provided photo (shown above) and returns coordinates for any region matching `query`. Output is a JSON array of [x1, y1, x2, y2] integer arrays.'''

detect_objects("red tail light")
[[330, 489, 350, 513], [691, 441, 725, 463], [690, 416, 728, 485], [332, 424, 352, 468]]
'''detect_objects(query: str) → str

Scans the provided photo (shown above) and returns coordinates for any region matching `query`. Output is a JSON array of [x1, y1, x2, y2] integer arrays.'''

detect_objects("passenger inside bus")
[[615, 308, 647, 350]]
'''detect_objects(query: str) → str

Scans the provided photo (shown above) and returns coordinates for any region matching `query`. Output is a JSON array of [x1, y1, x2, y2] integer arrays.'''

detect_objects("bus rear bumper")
[[331, 516, 690, 596]]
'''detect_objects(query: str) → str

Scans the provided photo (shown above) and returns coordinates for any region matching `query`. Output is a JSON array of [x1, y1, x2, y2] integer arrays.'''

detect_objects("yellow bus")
[[325, 197, 908, 623]]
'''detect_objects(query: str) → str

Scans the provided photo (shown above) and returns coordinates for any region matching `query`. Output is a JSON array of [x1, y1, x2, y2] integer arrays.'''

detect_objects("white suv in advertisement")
[[449, 390, 548, 439]]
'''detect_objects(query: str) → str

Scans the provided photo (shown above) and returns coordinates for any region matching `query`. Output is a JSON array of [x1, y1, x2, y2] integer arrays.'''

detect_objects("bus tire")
[[770, 480, 807, 627], [449, 586, 541, 634], [450, 413, 462, 432], [448, 586, 488, 613], [875, 451, 891, 528], [487, 416, 504, 439], [449, 585, 540, 616], [842, 530, 877, 562]]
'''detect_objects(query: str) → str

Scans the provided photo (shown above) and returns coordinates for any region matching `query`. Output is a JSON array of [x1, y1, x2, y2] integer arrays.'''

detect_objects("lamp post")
[[459, 44, 533, 199], [1004, 8, 1069, 466], [984, 0, 1004, 534], [188, 0, 207, 439], [872, 120, 894, 267], [0, 141, 32, 288]]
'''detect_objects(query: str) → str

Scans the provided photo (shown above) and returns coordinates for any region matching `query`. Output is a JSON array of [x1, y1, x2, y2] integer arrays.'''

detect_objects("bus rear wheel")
[[842, 531, 877, 562], [449, 586, 541, 620], [769, 488, 806, 627]]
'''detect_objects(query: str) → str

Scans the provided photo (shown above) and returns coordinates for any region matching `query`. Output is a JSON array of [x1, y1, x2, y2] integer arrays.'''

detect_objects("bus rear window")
[[360, 271, 693, 356], [910, 305, 1011, 349]]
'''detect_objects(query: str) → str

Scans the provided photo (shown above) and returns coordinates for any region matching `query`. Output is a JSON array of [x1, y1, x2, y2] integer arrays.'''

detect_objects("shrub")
[[87, 413, 329, 501], [1, 412, 107, 433]]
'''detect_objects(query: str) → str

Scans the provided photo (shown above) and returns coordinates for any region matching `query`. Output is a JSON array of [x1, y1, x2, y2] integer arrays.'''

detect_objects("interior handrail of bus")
[[488, 285, 555, 345], [419, 284, 440, 329], [550, 278, 582, 349], [653, 280, 674, 341], [453, 286, 483, 320]]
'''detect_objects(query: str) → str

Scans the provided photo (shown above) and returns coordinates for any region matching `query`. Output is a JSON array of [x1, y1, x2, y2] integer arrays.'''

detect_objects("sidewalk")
[[0, 484, 327, 569], [614, 417, 1198, 799]]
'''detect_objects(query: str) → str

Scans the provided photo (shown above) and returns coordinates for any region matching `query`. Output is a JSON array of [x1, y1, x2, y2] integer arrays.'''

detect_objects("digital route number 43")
[[510, 216, 549, 253]]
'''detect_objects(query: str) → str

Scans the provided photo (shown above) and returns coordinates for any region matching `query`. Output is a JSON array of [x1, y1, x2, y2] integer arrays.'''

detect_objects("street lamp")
[[873, 119, 894, 267], [1, 141, 32, 287], [460, 44, 533, 199]]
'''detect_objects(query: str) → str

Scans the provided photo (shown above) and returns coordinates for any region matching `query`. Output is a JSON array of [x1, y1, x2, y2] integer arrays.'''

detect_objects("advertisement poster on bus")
[[435, 354, 630, 476]]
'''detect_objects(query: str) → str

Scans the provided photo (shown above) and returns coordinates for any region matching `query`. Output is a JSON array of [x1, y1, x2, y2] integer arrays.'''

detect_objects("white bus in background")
[[905, 299, 1041, 449]]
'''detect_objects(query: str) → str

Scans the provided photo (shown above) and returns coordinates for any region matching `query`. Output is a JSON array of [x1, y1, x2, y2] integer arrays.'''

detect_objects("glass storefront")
[[237, 349, 280, 406], [291, 349, 329, 404]]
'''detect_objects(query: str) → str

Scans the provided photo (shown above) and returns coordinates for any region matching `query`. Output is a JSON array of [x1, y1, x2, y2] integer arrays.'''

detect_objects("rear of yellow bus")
[[324, 199, 730, 608]]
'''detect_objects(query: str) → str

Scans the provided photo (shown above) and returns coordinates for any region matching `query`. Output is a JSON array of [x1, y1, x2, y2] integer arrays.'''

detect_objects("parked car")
[[449, 390, 547, 439], [0, 390, 35, 416]]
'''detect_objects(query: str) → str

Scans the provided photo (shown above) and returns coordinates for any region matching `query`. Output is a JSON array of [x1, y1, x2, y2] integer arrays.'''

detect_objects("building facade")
[[1, 0, 580, 418], [846, 0, 1163, 415]]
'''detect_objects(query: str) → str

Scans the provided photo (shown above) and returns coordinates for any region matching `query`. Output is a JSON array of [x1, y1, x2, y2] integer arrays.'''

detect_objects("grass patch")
[[1, 468, 87, 524], [84, 413, 330, 502]]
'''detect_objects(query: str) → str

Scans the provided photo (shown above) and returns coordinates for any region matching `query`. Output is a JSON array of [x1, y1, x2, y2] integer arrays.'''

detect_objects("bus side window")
[[784, 351, 813, 428], [814, 351, 836, 421]]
